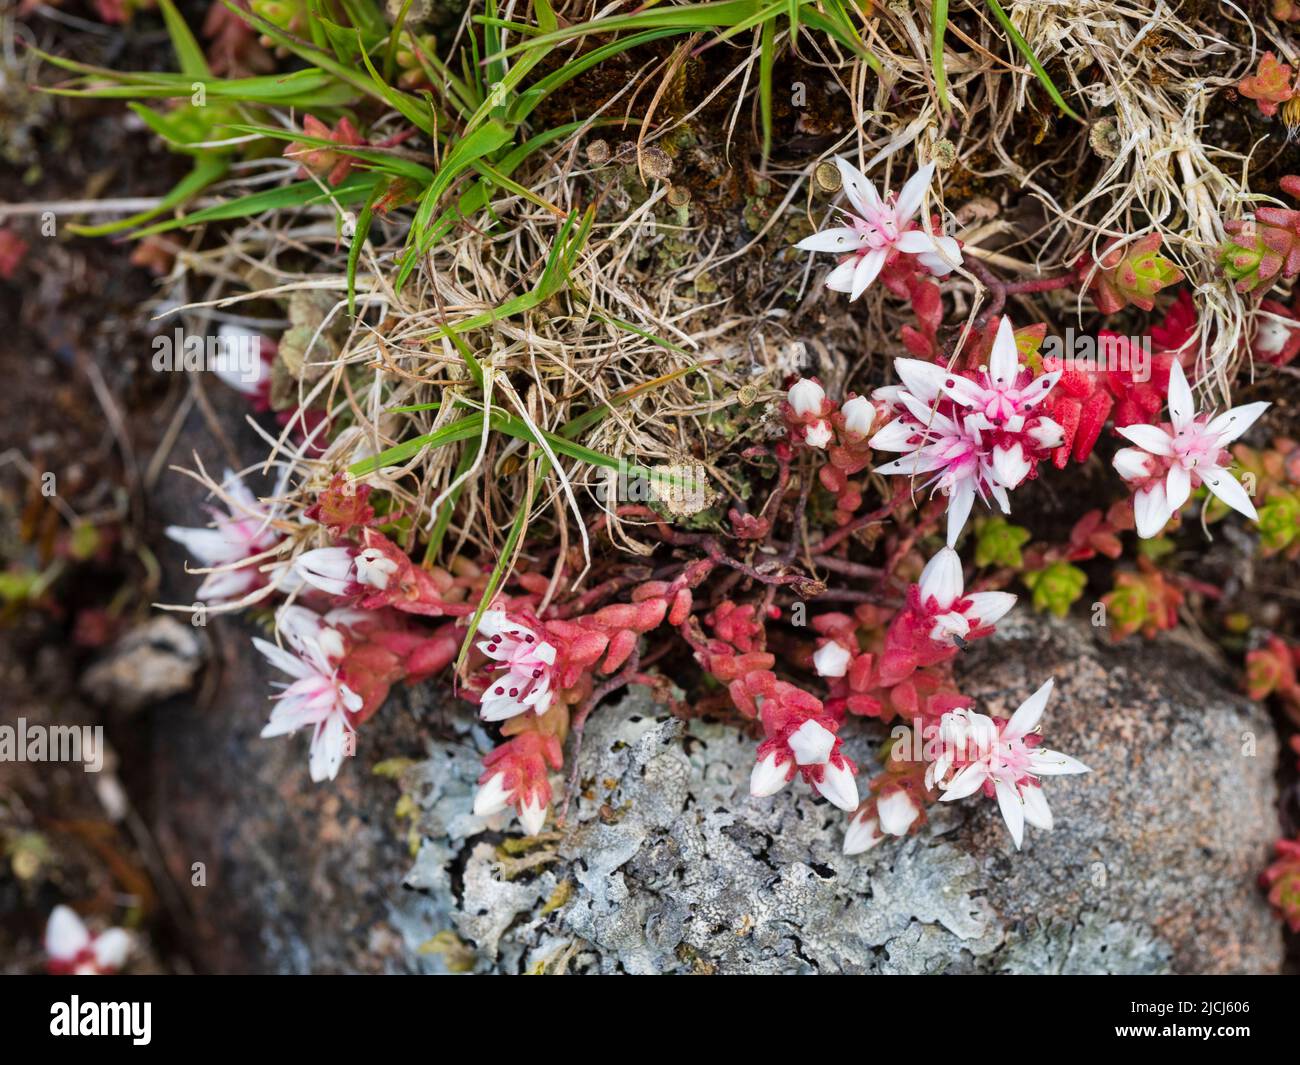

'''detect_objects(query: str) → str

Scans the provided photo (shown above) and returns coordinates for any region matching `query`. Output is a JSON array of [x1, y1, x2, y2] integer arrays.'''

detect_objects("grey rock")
[[390, 609, 1282, 974], [81, 615, 204, 712]]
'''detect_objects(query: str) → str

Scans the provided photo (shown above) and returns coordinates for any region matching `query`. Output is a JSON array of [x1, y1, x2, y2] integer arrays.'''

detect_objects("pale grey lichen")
[[387, 612, 1280, 974]]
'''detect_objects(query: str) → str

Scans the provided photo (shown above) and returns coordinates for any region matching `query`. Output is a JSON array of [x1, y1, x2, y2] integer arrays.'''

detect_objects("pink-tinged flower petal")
[[1113, 446, 1154, 481], [897, 390, 958, 434], [164, 526, 239, 565], [893, 228, 939, 255], [1020, 785, 1054, 830], [795, 227, 868, 253], [787, 377, 826, 416], [1255, 315, 1295, 356], [473, 771, 513, 817], [989, 481, 1011, 515], [1206, 401, 1270, 445], [1004, 678, 1054, 740], [260, 697, 325, 738], [221, 467, 259, 511], [212, 325, 267, 395], [893, 161, 934, 222], [750, 751, 793, 797], [825, 258, 859, 293], [1165, 462, 1191, 512], [877, 791, 920, 836], [874, 452, 949, 477], [480, 692, 532, 721], [788, 719, 836, 765], [939, 374, 987, 408], [930, 610, 970, 642], [915, 233, 963, 276], [841, 395, 876, 436], [995, 777, 1025, 849], [843, 815, 884, 855], [987, 317, 1021, 386], [1165, 360, 1195, 433], [1133, 481, 1173, 538], [92, 929, 131, 970], [1025, 416, 1064, 449], [813, 640, 852, 678], [279, 604, 341, 670], [1116, 423, 1176, 456], [814, 760, 860, 811], [893, 358, 948, 404], [849, 247, 888, 300], [355, 548, 398, 589], [1200, 466, 1258, 520], [835, 156, 883, 219], [918, 546, 963, 609], [308, 709, 350, 782], [1019, 370, 1062, 410], [868, 417, 921, 452], [939, 762, 988, 801], [252, 636, 315, 681], [196, 568, 259, 603], [45, 906, 90, 960], [964, 590, 1017, 628], [1028, 749, 1091, 775], [804, 419, 833, 448], [519, 794, 548, 836], [991, 442, 1031, 488], [946, 480, 977, 546], [295, 547, 355, 596]]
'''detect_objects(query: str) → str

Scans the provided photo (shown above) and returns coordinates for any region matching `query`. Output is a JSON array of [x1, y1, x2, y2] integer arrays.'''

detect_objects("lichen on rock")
[[391, 609, 1281, 974]]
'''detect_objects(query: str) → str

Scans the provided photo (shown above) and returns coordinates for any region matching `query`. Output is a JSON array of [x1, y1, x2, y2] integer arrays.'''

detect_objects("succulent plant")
[[1221, 176, 1300, 294], [1237, 51, 1296, 117], [1089, 233, 1184, 314]]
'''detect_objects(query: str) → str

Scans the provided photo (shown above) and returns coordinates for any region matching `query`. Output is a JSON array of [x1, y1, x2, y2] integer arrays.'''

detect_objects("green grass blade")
[[383, 0, 416, 81], [224, 121, 435, 182], [228, 0, 436, 132], [983, 0, 1081, 120], [804, 1, 881, 72], [931, 0, 949, 111], [157, 0, 211, 79], [453, 454, 550, 673], [758, 19, 775, 165], [559, 366, 699, 440], [347, 189, 379, 316], [130, 172, 381, 237], [423, 441, 479, 563], [348, 413, 486, 476], [67, 155, 228, 236], [394, 118, 515, 291]]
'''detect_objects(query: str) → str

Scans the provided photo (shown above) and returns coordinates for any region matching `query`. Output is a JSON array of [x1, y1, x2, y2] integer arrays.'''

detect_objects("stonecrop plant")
[[33, 0, 1299, 954], [153, 115, 1285, 852]]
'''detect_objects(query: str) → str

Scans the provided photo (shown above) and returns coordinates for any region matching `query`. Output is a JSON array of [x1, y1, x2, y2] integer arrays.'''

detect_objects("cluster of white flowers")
[[1112, 361, 1268, 537]]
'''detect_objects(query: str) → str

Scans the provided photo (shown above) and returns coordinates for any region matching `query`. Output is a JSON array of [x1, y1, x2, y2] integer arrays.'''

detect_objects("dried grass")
[[157, 0, 1273, 592]]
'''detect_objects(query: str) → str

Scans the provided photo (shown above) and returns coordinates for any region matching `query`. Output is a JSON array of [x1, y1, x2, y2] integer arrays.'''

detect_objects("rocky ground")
[[391, 609, 1282, 974], [50, 603, 1271, 975]]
